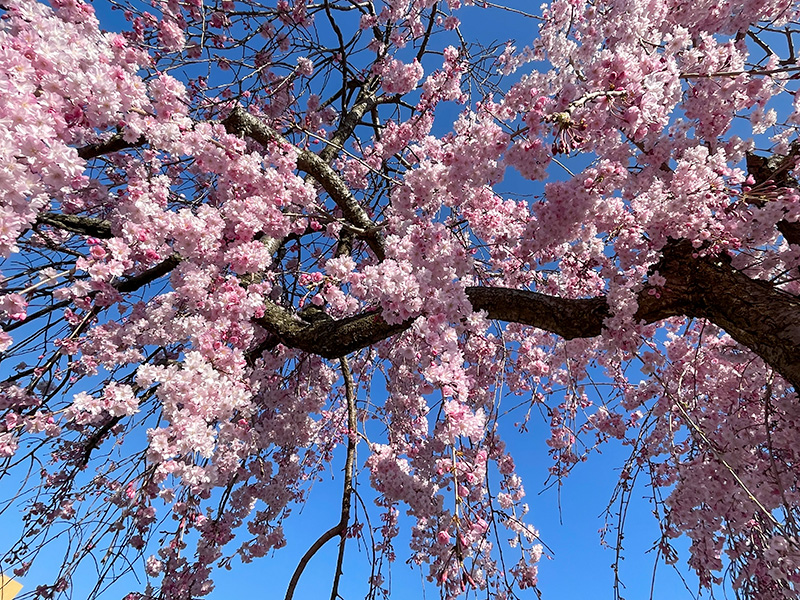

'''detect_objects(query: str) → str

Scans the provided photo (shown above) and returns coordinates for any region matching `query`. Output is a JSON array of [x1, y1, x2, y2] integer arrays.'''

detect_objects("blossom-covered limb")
[[317, 82, 380, 164], [255, 241, 800, 389], [223, 106, 386, 259]]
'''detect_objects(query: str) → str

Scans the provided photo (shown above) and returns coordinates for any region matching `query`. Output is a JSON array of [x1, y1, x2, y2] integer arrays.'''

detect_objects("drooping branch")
[[254, 241, 800, 390], [329, 356, 357, 600], [284, 357, 358, 600]]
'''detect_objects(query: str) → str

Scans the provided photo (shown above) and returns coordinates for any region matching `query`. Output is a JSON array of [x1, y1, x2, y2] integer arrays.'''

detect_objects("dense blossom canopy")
[[2, 0, 800, 598]]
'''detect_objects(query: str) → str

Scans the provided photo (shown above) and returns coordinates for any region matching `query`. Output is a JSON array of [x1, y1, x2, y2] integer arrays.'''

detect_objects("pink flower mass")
[[1, 0, 800, 598]]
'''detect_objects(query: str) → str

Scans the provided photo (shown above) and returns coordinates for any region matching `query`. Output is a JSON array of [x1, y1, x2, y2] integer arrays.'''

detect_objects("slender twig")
[[283, 356, 358, 600], [479, 1, 541, 19], [330, 356, 357, 600], [638, 351, 790, 536]]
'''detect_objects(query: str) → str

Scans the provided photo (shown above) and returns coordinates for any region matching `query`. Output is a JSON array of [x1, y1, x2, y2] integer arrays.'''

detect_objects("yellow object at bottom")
[[0, 575, 22, 600]]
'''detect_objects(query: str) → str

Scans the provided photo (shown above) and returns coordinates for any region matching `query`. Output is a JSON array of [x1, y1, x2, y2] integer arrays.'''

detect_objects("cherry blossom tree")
[[2, 0, 800, 598]]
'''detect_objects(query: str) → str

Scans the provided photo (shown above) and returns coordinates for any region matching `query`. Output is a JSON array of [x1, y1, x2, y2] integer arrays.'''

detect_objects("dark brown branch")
[[36, 213, 112, 239], [4, 299, 71, 332], [318, 82, 379, 165], [223, 106, 385, 260], [254, 241, 800, 390], [6, 255, 180, 336], [777, 221, 800, 247], [415, 2, 438, 63], [114, 254, 182, 293], [254, 301, 412, 359], [78, 416, 123, 469], [330, 357, 357, 600], [665, 244, 800, 390], [76, 134, 145, 160], [464, 288, 611, 338], [283, 519, 342, 600], [745, 148, 800, 246]]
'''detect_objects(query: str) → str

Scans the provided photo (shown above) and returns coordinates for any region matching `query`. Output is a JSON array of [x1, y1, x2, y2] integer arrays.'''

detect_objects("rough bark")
[[746, 149, 800, 245], [223, 106, 385, 259], [77, 133, 144, 160], [36, 213, 112, 238], [64, 115, 800, 392], [254, 240, 800, 390]]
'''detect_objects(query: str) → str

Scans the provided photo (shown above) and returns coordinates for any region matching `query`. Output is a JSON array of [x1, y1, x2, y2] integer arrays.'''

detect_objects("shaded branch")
[[254, 301, 412, 359], [76, 134, 145, 160], [223, 106, 385, 260], [254, 241, 800, 390], [36, 213, 112, 239], [114, 254, 182, 293], [745, 148, 800, 246]]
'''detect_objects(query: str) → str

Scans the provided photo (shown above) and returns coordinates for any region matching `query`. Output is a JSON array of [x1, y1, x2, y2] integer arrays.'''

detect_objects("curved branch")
[[223, 106, 385, 260], [330, 356, 357, 600], [254, 241, 800, 390], [254, 302, 412, 359], [284, 358, 358, 600], [36, 213, 112, 238]]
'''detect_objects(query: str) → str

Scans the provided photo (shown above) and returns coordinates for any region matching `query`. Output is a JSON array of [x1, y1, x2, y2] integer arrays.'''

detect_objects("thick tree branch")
[[318, 83, 379, 164], [667, 245, 800, 390], [254, 241, 800, 390], [36, 213, 112, 238], [114, 254, 182, 293], [745, 148, 800, 246], [254, 301, 412, 359], [223, 106, 385, 260], [76, 134, 145, 160]]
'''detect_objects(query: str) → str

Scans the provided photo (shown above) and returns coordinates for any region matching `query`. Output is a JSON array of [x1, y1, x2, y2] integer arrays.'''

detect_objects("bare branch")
[[330, 356, 357, 600], [284, 358, 358, 600], [114, 254, 182, 293], [76, 134, 145, 160], [36, 213, 113, 239]]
